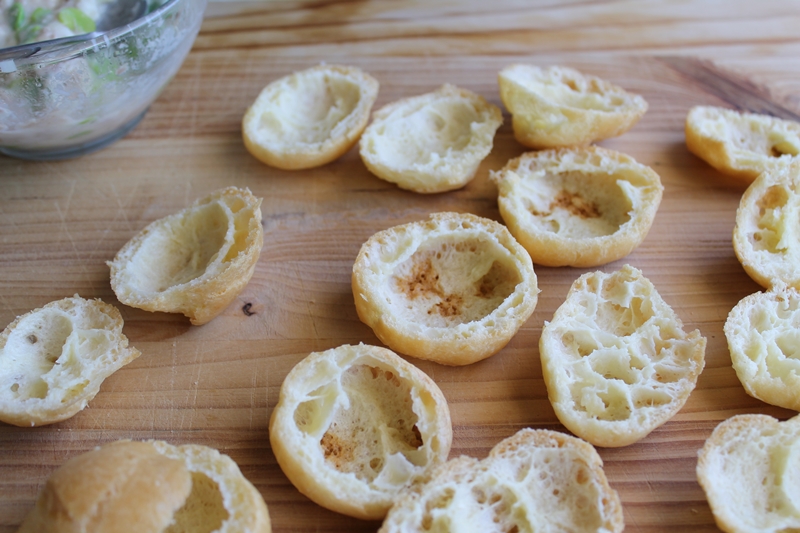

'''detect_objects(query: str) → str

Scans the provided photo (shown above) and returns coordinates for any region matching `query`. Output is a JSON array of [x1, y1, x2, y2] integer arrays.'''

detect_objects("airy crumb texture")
[[733, 162, 800, 290], [725, 285, 800, 411], [108, 187, 264, 326], [269, 344, 452, 520], [491, 146, 663, 267], [352, 212, 539, 366], [379, 428, 624, 533], [498, 64, 647, 149], [540, 265, 706, 447], [359, 84, 503, 193], [697, 414, 800, 533], [243, 64, 379, 170], [17, 440, 271, 533], [0, 295, 140, 427], [685, 105, 800, 186]]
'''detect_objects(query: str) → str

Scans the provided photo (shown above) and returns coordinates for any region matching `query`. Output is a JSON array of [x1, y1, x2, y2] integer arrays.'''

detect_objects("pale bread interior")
[[498, 64, 647, 148], [725, 285, 800, 411], [352, 212, 538, 366], [697, 414, 800, 533], [388, 235, 523, 328], [379, 428, 623, 533], [733, 161, 800, 290], [686, 105, 800, 183], [109, 187, 263, 325], [359, 84, 502, 193], [0, 295, 140, 427], [540, 265, 706, 447], [269, 344, 452, 520], [491, 146, 663, 267], [501, 64, 631, 112], [242, 64, 379, 170], [152, 441, 271, 533]]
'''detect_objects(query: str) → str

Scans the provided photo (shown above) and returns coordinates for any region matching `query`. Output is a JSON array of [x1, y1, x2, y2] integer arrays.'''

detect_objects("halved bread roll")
[[685, 105, 800, 186], [268, 343, 452, 520], [540, 265, 706, 447], [352, 212, 539, 366], [0, 295, 140, 427], [379, 428, 624, 533], [733, 161, 800, 290], [725, 284, 800, 411], [498, 64, 648, 149], [359, 84, 503, 193], [697, 414, 800, 533], [17, 439, 271, 533], [108, 187, 263, 326], [242, 64, 379, 170], [491, 146, 663, 267]]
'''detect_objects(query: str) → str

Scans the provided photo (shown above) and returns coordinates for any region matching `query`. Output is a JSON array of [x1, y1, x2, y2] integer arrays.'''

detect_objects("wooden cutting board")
[[2, 2, 800, 531]]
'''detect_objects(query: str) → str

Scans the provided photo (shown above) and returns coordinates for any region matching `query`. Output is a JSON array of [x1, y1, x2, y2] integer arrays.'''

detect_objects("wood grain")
[[2, 1, 800, 532]]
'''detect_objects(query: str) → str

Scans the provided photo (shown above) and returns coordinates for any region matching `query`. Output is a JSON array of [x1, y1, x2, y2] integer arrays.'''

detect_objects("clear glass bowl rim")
[[0, 0, 186, 69]]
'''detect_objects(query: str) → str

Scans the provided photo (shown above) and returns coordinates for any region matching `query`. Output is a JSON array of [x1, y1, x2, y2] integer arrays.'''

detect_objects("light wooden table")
[[2, 1, 800, 531]]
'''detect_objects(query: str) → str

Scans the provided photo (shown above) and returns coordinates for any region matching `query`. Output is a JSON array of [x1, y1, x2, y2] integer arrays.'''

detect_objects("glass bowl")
[[0, 0, 207, 160]]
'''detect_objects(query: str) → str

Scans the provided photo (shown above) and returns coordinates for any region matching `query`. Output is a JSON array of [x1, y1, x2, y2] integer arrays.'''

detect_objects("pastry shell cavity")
[[491, 146, 663, 267], [686, 105, 800, 186], [352, 212, 538, 366], [725, 284, 800, 411], [359, 84, 503, 194], [243, 64, 379, 170], [540, 265, 706, 447], [17, 439, 271, 533], [0, 295, 140, 427], [498, 64, 647, 149], [108, 187, 263, 325], [733, 161, 800, 290], [269, 343, 452, 520]]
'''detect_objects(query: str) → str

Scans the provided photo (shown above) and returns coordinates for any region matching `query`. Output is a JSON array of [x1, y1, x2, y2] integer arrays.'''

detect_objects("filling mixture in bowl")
[[0, 0, 203, 159]]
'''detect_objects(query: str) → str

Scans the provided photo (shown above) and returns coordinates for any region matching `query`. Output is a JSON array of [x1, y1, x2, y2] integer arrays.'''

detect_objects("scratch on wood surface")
[[658, 56, 800, 120], [108, 182, 136, 233]]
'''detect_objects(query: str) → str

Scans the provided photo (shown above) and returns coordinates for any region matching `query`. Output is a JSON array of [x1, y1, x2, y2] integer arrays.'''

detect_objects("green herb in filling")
[[57, 7, 96, 34]]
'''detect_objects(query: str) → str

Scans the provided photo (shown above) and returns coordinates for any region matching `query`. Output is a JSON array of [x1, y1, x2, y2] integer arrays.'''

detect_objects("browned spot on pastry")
[[320, 431, 353, 469], [771, 146, 786, 158], [410, 425, 423, 448], [403, 258, 444, 299], [477, 276, 496, 298], [27, 334, 37, 344], [552, 190, 601, 218], [528, 190, 601, 218], [432, 295, 463, 317]]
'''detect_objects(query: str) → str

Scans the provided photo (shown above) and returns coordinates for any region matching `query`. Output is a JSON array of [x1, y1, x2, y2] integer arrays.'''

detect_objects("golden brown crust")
[[491, 146, 663, 267], [17, 440, 271, 533], [242, 64, 379, 170], [498, 64, 647, 149], [685, 105, 800, 186], [379, 428, 624, 533], [0, 295, 140, 427], [352, 212, 538, 366], [108, 187, 263, 325], [733, 161, 800, 290], [269, 343, 452, 521], [17, 441, 192, 533], [359, 84, 502, 193], [697, 414, 800, 533], [540, 265, 706, 447]]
